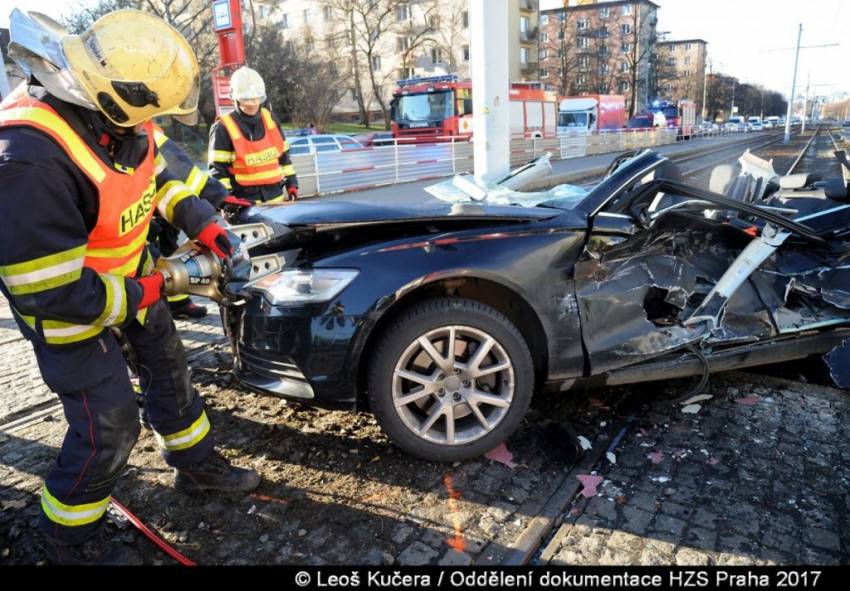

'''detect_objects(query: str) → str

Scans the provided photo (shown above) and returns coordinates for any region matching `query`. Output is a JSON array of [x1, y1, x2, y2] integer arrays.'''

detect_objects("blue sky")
[[4, 0, 849, 100]]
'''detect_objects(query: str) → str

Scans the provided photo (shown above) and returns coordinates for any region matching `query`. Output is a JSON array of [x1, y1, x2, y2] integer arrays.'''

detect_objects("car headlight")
[[248, 269, 359, 304]]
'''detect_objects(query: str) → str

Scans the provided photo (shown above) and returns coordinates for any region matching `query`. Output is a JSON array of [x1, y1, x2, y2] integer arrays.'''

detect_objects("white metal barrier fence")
[[291, 126, 745, 197]]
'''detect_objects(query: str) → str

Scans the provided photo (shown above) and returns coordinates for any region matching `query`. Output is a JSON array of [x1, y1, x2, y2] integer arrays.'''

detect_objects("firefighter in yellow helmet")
[[208, 66, 299, 205], [0, 9, 260, 564]]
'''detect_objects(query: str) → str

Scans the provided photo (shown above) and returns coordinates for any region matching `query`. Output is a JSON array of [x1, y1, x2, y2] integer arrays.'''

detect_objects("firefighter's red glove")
[[287, 186, 299, 199], [222, 195, 253, 208], [196, 221, 234, 260], [136, 272, 164, 310]]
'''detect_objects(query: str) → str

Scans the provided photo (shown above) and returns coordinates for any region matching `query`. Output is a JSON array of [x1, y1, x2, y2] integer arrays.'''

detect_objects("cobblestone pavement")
[[538, 373, 850, 566]]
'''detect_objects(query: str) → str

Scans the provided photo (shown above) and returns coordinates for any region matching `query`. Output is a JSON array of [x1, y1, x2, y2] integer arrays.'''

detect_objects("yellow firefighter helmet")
[[60, 9, 200, 126]]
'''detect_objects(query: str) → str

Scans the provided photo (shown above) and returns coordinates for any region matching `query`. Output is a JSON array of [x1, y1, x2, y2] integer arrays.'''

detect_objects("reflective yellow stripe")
[[261, 109, 275, 130], [40, 320, 103, 345], [154, 411, 210, 452], [221, 115, 241, 140], [41, 486, 110, 527], [108, 253, 145, 277], [0, 107, 107, 183], [154, 152, 168, 175], [209, 149, 236, 164], [185, 167, 207, 195], [152, 127, 168, 148], [265, 195, 286, 204], [281, 164, 296, 177], [93, 274, 127, 327], [0, 244, 86, 296], [10, 306, 36, 330], [156, 180, 194, 222], [219, 177, 232, 190], [234, 168, 284, 183], [85, 229, 148, 259], [167, 294, 189, 303]]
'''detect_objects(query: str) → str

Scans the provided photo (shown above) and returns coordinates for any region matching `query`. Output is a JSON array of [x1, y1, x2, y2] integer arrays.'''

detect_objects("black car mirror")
[[592, 212, 640, 236]]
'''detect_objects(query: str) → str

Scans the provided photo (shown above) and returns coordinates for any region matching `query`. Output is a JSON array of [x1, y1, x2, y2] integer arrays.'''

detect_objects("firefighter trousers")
[[35, 298, 214, 544]]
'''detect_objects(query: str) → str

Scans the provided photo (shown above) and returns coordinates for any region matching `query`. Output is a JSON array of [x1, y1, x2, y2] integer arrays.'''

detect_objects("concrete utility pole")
[[701, 60, 710, 122], [784, 24, 803, 143], [802, 72, 810, 133], [470, 0, 510, 184], [0, 43, 11, 99]]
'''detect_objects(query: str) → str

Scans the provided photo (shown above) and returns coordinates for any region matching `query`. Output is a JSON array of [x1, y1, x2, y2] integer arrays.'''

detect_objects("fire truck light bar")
[[396, 74, 459, 87]]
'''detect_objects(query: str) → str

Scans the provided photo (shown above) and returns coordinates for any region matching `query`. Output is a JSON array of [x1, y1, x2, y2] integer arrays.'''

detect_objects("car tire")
[[368, 297, 534, 462]]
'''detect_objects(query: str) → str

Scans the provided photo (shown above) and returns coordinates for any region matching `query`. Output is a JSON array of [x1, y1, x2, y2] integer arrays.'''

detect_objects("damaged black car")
[[218, 149, 850, 462]]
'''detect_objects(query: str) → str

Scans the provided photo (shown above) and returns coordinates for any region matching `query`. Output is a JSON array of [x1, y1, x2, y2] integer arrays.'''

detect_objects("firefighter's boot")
[[173, 450, 261, 494]]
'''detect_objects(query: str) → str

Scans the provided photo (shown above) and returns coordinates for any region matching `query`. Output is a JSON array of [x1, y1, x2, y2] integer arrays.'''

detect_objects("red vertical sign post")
[[211, 0, 245, 116]]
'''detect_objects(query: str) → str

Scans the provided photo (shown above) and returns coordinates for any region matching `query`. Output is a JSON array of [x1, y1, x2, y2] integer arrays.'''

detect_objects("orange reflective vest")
[[0, 96, 156, 278], [221, 108, 287, 186]]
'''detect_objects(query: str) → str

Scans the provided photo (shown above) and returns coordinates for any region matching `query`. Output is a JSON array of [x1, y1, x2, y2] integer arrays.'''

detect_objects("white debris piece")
[[681, 404, 701, 414], [606, 452, 617, 464], [578, 436, 593, 451]]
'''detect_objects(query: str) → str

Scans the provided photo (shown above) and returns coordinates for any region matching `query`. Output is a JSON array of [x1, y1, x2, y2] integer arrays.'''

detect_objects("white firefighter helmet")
[[230, 66, 266, 103], [7, 8, 200, 127]]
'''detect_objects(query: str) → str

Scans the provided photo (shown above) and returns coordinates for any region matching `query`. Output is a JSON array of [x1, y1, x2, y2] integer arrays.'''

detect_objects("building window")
[[623, 4, 633, 15], [621, 42, 631, 53], [579, 56, 589, 70], [324, 5, 333, 21], [281, 13, 289, 29], [599, 6, 609, 17], [539, 68, 549, 78], [558, 12, 566, 23], [520, 47, 530, 64], [462, 11, 468, 28], [621, 23, 632, 35], [685, 43, 693, 51], [684, 70, 692, 78], [397, 36, 412, 51], [286, 40, 295, 53], [577, 18, 588, 30], [371, 55, 382, 70], [430, 48, 443, 64], [557, 30, 565, 40], [598, 26, 609, 38], [520, 16, 530, 33], [539, 48, 548, 60], [600, 63, 609, 74], [578, 36, 590, 48], [397, 67, 414, 80], [684, 56, 691, 65], [619, 61, 629, 73], [463, 45, 469, 61], [578, 74, 587, 86], [396, 3, 410, 22], [619, 80, 630, 93], [599, 45, 609, 56], [540, 31, 549, 43], [325, 35, 336, 50], [303, 8, 311, 24], [540, 14, 549, 25]]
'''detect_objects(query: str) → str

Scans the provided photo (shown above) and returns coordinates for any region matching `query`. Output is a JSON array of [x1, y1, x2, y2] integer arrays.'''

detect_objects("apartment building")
[[656, 39, 708, 114], [255, 0, 539, 118], [538, 0, 659, 114]]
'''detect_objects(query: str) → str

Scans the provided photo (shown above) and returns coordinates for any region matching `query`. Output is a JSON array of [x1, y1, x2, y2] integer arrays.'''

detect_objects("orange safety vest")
[[221, 108, 287, 187], [0, 95, 156, 278]]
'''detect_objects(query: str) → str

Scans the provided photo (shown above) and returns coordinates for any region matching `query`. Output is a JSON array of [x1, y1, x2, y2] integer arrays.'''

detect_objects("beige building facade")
[[656, 39, 708, 114]]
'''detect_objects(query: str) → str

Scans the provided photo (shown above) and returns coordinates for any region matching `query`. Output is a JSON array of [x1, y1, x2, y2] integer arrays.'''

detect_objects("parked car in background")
[[626, 114, 654, 129], [354, 131, 395, 147], [699, 121, 720, 135], [748, 120, 764, 132], [288, 134, 364, 156], [762, 120, 774, 130]]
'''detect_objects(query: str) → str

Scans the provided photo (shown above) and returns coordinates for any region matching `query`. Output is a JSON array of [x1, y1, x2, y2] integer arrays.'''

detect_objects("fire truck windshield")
[[395, 90, 454, 122], [559, 112, 589, 128]]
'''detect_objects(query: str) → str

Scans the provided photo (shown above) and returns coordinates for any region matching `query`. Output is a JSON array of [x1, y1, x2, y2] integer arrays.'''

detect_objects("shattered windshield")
[[395, 91, 454, 122]]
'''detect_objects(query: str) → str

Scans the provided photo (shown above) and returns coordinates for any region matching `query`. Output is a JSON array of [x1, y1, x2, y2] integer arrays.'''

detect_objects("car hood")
[[247, 199, 558, 229]]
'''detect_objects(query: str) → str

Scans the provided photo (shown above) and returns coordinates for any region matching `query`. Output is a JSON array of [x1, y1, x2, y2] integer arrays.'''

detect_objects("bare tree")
[[427, 0, 469, 74], [321, 0, 372, 126], [542, 8, 581, 96], [616, 3, 657, 116]]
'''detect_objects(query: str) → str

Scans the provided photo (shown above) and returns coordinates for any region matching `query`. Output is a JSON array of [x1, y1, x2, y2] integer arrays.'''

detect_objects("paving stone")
[[397, 541, 438, 566], [585, 497, 618, 523], [803, 527, 841, 552], [674, 548, 713, 566], [621, 506, 653, 536], [438, 550, 472, 566]]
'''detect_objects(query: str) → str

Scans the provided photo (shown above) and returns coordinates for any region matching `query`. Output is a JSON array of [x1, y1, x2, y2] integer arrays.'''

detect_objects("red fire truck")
[[389, 75, 558, 143]]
